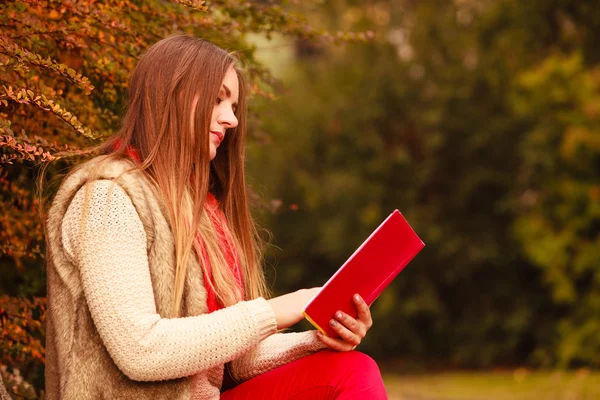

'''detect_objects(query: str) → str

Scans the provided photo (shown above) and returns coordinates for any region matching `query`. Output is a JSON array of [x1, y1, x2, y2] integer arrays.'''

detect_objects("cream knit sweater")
[[47, 163, 325, 398]]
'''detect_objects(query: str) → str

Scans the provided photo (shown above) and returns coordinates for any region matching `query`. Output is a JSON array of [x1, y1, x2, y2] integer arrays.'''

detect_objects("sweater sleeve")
[[61, 180, 278, 382], [229, 331, 328, 382]]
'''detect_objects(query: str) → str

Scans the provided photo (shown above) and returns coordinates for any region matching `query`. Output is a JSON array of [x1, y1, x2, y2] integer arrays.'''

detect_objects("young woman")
[[44, 35, 387, 399]]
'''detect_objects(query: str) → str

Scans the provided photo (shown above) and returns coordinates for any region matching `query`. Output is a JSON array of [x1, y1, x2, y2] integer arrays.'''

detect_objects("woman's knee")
[[313, 350, 383, 382], [320, 351, 387, 399], [343, 351, 382, 379]]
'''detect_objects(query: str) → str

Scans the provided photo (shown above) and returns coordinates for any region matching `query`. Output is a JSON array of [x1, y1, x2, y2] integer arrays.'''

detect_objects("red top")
[[113, 140, 243, 312]]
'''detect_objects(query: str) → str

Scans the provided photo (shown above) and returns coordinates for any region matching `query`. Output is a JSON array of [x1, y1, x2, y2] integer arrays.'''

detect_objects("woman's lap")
[[220, 350, 388, 400]]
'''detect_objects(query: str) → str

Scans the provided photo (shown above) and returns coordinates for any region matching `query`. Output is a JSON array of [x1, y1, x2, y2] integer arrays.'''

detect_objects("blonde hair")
[[47, 36, 269, 316]]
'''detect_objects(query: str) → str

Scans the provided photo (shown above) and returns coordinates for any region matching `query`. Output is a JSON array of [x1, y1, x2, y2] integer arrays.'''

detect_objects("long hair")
[[52, 36, 269, 316]]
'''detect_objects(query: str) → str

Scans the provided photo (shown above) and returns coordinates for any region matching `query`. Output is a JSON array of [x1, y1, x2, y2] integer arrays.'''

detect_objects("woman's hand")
[[317, 293, 373, 351], [267, 287, 321, 330]]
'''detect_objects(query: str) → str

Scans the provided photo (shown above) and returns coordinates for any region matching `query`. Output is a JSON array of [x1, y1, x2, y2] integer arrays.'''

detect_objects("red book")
[[303, 210, 425, 337]]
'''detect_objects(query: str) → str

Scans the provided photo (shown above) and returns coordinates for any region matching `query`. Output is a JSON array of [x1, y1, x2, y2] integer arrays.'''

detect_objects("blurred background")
[[1, 0, 599, 398]]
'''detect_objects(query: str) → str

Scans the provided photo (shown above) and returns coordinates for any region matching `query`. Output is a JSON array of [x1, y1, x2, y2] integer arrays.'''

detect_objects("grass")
[[382, 369, 600, 400]]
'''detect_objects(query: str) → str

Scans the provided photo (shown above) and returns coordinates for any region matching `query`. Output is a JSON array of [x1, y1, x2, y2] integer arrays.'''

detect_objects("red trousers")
[[221, 350, 388, 399]]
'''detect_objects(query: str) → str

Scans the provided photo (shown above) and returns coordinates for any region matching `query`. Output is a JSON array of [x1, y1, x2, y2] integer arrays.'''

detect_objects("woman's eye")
[[216, 97, 223, 104]]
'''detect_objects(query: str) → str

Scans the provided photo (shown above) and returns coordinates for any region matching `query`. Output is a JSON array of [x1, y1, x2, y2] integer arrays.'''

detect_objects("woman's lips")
[[210, 131, 224, 144]]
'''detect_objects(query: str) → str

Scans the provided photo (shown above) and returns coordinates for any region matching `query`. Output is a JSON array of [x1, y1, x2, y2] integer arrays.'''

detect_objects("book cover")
[[303, 210, 425, 337]]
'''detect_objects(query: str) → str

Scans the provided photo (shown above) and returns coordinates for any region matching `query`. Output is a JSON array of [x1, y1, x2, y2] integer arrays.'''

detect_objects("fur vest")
[[45, 157, 222, 399]]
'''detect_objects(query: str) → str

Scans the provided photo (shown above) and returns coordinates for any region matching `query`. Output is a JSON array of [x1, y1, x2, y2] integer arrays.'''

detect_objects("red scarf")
[[113, 140, 244, 312], [195, 193, 244, 312]]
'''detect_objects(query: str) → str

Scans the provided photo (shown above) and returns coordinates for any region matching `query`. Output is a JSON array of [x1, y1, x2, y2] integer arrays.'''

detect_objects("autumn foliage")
[[3, 0, 599, 398], [0, 296, 45, 398]]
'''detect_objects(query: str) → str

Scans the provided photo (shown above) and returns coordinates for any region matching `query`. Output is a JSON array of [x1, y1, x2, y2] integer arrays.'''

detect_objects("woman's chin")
[[209, 147, 217, 160]]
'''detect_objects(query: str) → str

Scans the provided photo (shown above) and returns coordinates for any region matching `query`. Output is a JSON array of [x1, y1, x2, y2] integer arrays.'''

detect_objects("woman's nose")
[[218, 108, 238, 129]]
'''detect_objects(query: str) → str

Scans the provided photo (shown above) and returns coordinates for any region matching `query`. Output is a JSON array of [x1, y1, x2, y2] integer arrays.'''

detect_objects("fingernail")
[[336, 311, 343, 319], [354, 294, 360, 302], [329, 319, 337, 327], [317, 332, 323, 338]]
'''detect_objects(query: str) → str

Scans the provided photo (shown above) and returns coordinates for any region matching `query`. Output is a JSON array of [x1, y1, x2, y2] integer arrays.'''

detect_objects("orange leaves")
[[0, 135, 57, 163], [0, 295, 46, 366], [1, 85, 97, 140], [0, 170, 45, 265], [0, 38, 95, 94], [175, 0, 208, 12], [47, 9, 60, 20]]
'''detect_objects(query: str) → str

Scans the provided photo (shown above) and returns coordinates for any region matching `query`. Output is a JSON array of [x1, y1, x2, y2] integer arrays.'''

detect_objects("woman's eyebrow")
[[222, 84, 238, 107], [222, 85, 231, 98]]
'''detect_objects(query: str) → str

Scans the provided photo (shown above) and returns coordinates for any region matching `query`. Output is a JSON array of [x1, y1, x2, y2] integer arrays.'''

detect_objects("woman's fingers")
[[334, 310, 365, 338], [316, 293, 374, 352], [317, 331, 356, 352], [353, 294, 373, 329], [328, 317, 361, 346]]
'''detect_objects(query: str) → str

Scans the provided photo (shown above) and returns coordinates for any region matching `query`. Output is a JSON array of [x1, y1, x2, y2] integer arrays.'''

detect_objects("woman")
[[44, 35, 387, 399]]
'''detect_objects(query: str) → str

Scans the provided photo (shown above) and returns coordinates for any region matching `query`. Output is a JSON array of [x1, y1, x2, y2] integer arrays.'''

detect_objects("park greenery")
[[251, 0, 600, 369], [1, 0, 599, 398]]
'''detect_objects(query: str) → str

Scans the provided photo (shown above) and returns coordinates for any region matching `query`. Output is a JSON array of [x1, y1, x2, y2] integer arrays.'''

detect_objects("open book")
[[303, 210, 425, 337]]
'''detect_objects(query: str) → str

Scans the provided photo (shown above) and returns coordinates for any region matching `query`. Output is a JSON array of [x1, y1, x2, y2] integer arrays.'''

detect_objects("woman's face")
[[209, 66, 239, 160]]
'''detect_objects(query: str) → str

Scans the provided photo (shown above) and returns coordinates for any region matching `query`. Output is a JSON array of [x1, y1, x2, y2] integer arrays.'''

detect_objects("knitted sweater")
[[45, 156, 326, 399]]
